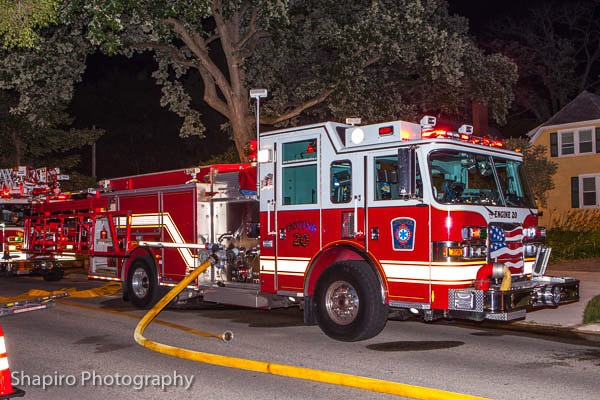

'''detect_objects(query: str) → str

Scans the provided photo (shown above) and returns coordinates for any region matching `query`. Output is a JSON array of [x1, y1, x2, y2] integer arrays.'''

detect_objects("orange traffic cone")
[[0, 326, 24, 399]]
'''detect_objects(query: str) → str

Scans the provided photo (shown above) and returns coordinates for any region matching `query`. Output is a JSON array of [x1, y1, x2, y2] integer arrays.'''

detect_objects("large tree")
[[2, 0, 517, 161]]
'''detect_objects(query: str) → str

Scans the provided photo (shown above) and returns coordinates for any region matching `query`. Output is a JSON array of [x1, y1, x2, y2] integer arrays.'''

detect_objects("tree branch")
[[132, 42, 231, 120], [163, 16, 234, 104], [206, 34, 220, 45], [132, 43, 196, 68], [261, 89, 335, 125]]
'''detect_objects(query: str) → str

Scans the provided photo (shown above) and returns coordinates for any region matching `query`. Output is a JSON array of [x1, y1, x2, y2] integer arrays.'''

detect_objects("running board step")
[[201, 287, 288, 309]]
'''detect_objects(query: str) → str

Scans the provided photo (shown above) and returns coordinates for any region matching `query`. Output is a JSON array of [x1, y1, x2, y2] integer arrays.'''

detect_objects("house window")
[[582, 177, 597, 207], [575, 174, 600, 208], [556, 128, 597, 156], [579, 129, 593, 153], [561, 132, 574, 155]]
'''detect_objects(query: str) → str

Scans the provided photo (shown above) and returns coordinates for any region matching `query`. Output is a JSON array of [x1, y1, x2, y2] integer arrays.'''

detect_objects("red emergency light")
[[422, 129, 447, 139], [379, 126, 394, 136]]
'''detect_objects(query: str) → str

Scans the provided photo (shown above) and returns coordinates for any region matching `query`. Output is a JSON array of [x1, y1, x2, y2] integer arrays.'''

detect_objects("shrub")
[[583, 295, 600, 324], [551, 209, 600, 232], [547, 210, 600, 262], [547, 230, 600, 262]]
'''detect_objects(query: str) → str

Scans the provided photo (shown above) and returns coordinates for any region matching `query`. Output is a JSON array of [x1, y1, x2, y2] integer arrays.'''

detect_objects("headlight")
[[524, 226, 546, 240], [463, 245, 487, 259]]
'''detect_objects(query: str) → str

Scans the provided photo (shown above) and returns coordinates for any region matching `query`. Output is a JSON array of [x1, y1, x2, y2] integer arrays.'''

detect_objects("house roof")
[[527, 91, 600, 143]]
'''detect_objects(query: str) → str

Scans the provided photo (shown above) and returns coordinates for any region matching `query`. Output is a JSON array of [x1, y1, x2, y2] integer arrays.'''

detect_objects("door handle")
[[353, 195, 363, 237], [267, 200, 276, 235]]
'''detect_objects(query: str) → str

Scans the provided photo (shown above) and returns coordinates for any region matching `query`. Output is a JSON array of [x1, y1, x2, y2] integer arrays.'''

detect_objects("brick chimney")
[[472, 101, 488, 137]]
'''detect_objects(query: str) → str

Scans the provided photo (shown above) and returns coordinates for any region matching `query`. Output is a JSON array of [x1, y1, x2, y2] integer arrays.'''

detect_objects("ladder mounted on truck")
[[25, 211, 132, 256]]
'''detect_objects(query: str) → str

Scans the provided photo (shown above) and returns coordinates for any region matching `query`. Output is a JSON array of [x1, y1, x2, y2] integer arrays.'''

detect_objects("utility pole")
[[92, 125, 96, 178]]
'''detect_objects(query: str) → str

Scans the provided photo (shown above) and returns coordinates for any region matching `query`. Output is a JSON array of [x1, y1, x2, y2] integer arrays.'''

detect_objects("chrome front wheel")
[[325, 280, 359, 326]]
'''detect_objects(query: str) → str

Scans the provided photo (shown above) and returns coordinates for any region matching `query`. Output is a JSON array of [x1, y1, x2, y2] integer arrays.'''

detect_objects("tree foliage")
[[0, 1, 102, 174], [1, 0, 517, 161], [0, 90, 104, 170], [504, 137, 557, 208], [488, 0, 600, 122], [0, 0, 520, 172], [0, 0, 61, 48]]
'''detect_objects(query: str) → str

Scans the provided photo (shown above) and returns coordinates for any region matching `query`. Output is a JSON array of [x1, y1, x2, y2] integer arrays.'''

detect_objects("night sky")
[[70, 52, 229, 180], [70, 1, 545, 180]]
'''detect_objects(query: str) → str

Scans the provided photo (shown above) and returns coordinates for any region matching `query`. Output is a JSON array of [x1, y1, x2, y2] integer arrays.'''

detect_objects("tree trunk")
[[229, 95, 255, 162]]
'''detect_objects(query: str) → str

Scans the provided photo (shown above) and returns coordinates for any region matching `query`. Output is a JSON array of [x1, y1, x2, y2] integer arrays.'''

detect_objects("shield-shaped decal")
[[391, 217, 416, 251]]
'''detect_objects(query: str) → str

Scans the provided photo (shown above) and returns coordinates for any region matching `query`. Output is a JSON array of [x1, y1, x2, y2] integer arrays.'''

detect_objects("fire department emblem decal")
[[391, 218, 415, 251]]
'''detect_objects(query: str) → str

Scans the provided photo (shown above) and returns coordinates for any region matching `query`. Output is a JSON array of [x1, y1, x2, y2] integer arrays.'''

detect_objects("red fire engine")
[[22, 117, 579, 341]]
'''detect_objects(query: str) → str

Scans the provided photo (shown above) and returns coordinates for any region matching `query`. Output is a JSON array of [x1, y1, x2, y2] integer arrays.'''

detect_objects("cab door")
[[366, 150, 430, 305], [322, 156, 365, 248], [274, 134, 321, 294]]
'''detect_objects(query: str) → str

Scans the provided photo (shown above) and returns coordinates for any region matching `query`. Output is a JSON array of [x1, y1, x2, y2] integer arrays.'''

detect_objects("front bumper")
[[448, 276, 580, 321]]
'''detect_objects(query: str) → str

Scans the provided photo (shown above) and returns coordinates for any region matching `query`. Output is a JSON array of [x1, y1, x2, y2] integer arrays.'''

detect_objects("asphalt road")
[[1, 276, 599, 400]]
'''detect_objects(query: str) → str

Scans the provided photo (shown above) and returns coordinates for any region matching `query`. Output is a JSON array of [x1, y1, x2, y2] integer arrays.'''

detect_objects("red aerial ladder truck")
[[0, 166, 69, 280], [23, 116, 579, 341]]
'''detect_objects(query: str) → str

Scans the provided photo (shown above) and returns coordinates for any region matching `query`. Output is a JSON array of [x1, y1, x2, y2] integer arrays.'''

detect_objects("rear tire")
[[314, 261, 388, 341], [126, 256, 161, 308], [43, 265, 64, 281]]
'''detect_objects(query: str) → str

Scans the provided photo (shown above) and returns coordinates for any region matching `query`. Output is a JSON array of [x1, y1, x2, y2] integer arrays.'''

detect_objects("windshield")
[[493, 157, 535, 208], [428, 150, 534, 208]]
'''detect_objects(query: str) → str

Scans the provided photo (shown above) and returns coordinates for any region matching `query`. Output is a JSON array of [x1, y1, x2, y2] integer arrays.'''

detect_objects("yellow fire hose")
[[134, 261, 489, 400], [0, 282, 122, 302]]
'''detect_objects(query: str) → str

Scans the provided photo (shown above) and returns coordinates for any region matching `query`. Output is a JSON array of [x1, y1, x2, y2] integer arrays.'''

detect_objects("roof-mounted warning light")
[[420, 116, 436, 130], [458, 125, 473, 135]]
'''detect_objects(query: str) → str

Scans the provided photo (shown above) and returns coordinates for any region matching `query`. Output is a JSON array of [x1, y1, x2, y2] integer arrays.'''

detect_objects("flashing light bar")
[[418, 116, 506, 149], [422, 129, 447, 139], [420, 130, 505, 148]]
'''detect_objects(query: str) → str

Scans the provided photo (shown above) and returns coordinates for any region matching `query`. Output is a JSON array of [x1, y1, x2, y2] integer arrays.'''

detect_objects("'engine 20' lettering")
[[494, 211, 517, 219]]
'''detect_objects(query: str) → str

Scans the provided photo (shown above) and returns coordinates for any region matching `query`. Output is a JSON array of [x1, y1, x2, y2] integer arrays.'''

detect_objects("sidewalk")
[[520, 258, 600, 337]]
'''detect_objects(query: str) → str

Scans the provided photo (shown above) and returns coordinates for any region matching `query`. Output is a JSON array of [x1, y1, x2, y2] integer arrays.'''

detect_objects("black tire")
[[126, 256, 162, 308], [314, 261, 388, 341], [43, 265, 64, 281], [121, 283, 130, 302]]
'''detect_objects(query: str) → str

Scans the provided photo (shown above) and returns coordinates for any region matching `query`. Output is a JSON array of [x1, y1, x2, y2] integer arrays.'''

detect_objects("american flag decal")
[[489, 225, 524, 271]]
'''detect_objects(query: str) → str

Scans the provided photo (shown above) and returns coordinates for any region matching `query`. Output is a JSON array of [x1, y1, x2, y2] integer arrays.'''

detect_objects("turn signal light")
[[443, 247, 463, 257]]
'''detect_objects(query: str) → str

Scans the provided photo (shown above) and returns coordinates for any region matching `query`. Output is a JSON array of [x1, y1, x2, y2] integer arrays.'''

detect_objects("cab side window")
[[330, 160, 352, 203], [282, 139, 318, 205], [374, 155, 422, 200]]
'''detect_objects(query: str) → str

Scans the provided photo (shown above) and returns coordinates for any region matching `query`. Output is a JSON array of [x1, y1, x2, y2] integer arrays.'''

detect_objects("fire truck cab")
[[256, 117, 578, 340]]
